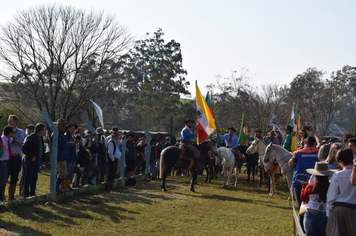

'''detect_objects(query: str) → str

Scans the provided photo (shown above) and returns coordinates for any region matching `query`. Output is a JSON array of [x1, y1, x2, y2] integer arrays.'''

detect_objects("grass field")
[[0, 168, 293, 236]]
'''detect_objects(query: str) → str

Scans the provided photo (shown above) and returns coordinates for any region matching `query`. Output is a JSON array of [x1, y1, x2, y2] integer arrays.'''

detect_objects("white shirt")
[[326, 165, 356, 217], [108, 139, 121, 161]]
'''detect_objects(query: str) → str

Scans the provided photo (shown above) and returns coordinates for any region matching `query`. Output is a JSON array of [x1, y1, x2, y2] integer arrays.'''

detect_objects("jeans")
[[304, 211, 327, 236], [106, 159, 118, 182], [0, 162, 8, 187], [66, 161, 76, 179], [7, 156, 22, 184], [19, 157, 25, 185], [24, 161, 40, 197]]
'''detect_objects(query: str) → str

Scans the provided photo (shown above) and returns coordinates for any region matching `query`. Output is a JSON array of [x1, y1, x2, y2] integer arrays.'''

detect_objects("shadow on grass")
[[173, 191, 253, 203], [0, 209, 52, 236]]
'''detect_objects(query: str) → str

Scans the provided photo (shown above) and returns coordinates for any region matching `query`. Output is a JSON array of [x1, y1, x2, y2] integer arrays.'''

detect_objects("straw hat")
[[306, 162, 336, 176], [54, 118, 67, 126], [66, 123, 78, 129]]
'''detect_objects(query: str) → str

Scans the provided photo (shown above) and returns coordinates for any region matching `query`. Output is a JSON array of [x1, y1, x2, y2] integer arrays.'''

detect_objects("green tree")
[[120, 29, 190, 131]]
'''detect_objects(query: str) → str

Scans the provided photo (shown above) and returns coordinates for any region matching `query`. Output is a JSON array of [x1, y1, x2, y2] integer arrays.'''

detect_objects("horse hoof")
[[161, 188, 167, 192], [190, 189, 195, 192]]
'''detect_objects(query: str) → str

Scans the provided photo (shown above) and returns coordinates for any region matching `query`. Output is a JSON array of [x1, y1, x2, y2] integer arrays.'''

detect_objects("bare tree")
[[0, 4, 132, 121]]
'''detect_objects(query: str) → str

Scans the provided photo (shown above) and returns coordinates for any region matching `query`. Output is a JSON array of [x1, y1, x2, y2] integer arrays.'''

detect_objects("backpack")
[[107, 140, 117, 159], [0, 138, 3, 158]]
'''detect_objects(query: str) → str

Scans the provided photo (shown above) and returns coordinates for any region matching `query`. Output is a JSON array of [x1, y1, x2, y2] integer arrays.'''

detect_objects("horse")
[[201, 140, 218, 183], [215, 147, 238, 188], [246, 139, 271, 189], [159, 140, 215, 192], [263, 143, 293, 196], [246, 138, 284, 196], [238, 145, 259, 183]]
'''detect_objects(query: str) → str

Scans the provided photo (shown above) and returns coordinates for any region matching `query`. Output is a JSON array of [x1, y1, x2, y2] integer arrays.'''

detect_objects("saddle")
[[179, 145, 195, 170]]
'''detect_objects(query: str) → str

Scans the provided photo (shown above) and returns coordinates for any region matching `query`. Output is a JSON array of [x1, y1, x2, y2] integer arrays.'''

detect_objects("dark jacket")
[[51, 130, 70, 162], [126, 140, 137, 161], [76, 144, 91, 167], [65, 132, 76, 162], [22, 133, 45, 164]]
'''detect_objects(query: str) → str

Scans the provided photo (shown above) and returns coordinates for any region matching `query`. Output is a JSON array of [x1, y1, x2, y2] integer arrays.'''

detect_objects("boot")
[[8, 184, 16, 201], [105, 181, 111, 191], [19, 185, 24, 197], [100, 174, 105, 183], [56, 178, 64, 193], [66, 179, 75, 191]]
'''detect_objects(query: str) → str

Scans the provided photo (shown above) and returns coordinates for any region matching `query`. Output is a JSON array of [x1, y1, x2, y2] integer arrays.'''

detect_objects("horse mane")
[[267, 143, 292, 154]]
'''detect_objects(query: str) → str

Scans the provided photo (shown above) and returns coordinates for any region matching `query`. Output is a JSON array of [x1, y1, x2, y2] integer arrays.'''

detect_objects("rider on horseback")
[[217, 127, 242, 167], [180, 119, 200, 159]]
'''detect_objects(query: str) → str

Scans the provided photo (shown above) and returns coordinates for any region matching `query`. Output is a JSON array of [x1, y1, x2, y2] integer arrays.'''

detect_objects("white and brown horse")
[[246, 139, 282, 196], [263, 143, 293, 196]]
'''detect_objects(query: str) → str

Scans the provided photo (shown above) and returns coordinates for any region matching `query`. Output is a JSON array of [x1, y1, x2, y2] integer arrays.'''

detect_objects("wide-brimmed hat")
[[184, 118, 195, 123], [268, 130, 275, 135], [26, 124, 36, 130], [286, 125, 293, 131], [255, 129, 262, 133], [306, 162, 336, 176], [54, 118, 67, 126], [96, 127, 105, 134], [109, 127, 119, 133], [66, 123, 78, 129], [125, 177, 136, 187], [85, 131, 94, 137], [228, 127, 236, 132]]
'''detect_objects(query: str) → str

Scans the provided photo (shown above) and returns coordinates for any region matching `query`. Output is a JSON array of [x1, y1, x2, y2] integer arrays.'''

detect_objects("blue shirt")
[[291, 146, 319, 186], [180, 126, 195, 142], [264, 136, 280, 145], [10, 127, 24, 155], [218, 134, 239, 148]]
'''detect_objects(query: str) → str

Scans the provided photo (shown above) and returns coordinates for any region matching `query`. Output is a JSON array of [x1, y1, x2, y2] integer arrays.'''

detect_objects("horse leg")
[[269, 174, 275, 197], [227, 168, 233, 188], [222, 166, 226, 187], [190, 170, 197, 192], [205, 165, 209, 183], [247, 164, 251, 183], [161, 165, 171, 192], [234, 166, 238, 187]]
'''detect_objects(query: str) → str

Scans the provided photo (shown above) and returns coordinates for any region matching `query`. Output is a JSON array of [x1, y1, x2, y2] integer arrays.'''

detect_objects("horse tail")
[[160, 153, 166, 179]]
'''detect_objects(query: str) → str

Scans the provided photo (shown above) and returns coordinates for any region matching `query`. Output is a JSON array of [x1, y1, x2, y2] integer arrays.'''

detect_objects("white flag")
[[269, 112, 279, 128], [90, 100, 104, 129]]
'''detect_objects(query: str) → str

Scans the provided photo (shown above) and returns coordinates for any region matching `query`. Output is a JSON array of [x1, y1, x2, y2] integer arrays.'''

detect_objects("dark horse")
[[201, 140, 218, 183], [160, 140, 216, 192], [238, 145, 259, 183]]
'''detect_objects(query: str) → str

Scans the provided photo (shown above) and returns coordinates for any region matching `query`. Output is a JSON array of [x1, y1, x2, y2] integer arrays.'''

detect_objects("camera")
[[304, 125, 312, 130]]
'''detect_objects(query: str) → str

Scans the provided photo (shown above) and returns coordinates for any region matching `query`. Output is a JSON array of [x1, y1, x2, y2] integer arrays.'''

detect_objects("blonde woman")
[[325, 143, 343, 170]]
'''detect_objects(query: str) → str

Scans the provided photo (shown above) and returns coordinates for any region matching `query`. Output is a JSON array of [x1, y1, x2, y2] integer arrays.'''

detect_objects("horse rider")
[[217, 127, 242, 165], [180, 119, 200, 159], [254, 129, 263, 141]]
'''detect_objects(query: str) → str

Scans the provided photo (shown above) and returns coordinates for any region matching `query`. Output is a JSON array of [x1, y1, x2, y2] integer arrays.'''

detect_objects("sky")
[[0, 0, 355, 97]]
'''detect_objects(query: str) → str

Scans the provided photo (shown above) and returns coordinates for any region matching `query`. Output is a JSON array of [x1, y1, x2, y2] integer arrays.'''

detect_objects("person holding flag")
[[217, 128, 242, 165], [180, 119, 200, 159]]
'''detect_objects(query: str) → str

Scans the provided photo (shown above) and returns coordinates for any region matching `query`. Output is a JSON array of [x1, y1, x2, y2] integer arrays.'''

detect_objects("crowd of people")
[[0, 115, 174, 201], [285, 127, 356, 236], [2, 113, 356, 235]]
